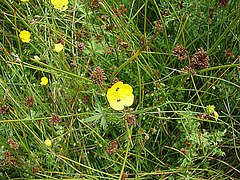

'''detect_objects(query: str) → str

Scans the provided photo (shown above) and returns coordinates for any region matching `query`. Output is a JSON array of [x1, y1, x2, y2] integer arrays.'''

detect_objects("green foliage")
[[176, 110, 226, 167], [0, 0, 239, 179]]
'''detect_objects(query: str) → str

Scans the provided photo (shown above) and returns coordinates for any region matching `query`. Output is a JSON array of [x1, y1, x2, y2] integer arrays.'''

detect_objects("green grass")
[[0, 0, 239, 179]]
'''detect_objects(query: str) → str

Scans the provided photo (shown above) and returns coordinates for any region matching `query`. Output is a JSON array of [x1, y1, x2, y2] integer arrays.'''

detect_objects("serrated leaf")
[[101, 116, 107, 130], [83, 40, 105, 55], [94, 106, 102, 113], [93, 90, 103, 113], [82, 114, 102, 123]]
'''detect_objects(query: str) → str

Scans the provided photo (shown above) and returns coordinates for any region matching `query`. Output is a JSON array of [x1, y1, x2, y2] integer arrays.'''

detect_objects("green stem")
[[163, 63, 240, 82], [208, 11, 240, 54], [190, 75, 204, 107], [119, 120, 132, 180], [110, 30, 162, 82], [186, 7, 240, 49], [29, 57, 92, 82]]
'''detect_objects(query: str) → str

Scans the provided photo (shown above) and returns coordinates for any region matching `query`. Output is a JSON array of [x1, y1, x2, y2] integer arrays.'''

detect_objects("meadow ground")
[[0, 0, 239, 179]]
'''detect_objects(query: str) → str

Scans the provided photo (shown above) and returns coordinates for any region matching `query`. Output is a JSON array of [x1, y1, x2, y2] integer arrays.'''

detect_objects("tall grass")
[[0, 0, 239, 179]]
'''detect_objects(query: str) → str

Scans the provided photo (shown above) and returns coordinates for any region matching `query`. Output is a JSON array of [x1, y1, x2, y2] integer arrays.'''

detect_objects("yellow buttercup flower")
[[19, 30, 31, 43], [45, 139, 52, 147], [51, 0, 68, 11], [20, 0, 29, 2], [54, 43, 64, 52], [40, 77, 48, 85], [107, 82, 134, 111]]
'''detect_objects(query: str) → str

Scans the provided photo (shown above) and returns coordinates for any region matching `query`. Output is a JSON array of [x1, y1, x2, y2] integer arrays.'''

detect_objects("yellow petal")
[[51, 0, 68, 11], [54, 43, 64, 52], [111, 81, 123, 90], [21, 38, 30, 43], [214, 111, 219, 121], [45, 139, 52, 146], [19, 30, 31, 43], [121, 94, 134, 107], [40, 77, 48, 85], [122, 84, 133, 93], [107, 88, 115, 104], [118, 88, 132, 98], [110, 101, 124, 111], [107, 82, 123, 104]]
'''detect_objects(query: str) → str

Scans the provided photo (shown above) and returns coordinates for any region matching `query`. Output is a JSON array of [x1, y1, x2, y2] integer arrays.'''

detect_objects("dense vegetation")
[[0, 0, 239, 179]]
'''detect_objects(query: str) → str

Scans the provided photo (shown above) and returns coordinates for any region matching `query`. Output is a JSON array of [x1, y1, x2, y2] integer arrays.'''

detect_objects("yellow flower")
[[20, 0, 29, 2], [107, 82, 134, 111], [54, 43, 64, 52], [45, 139, 52, 147], [40, 77, 48, 85], [51, 0, 68, 11], [19, 30, 31, 43]]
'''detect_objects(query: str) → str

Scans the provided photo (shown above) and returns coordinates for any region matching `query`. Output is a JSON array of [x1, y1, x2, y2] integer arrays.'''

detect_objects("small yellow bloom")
[[19, 30, 31, 43], [207, 105, 215, 114], [54, 43, 64, 52], [51, 0, 68, 11], [40, 77, 48, 85], [107, 82, 134, 111], [45, 139, 52, 147], [34, 55, 40, 61], [20, 0, 29, 2]]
